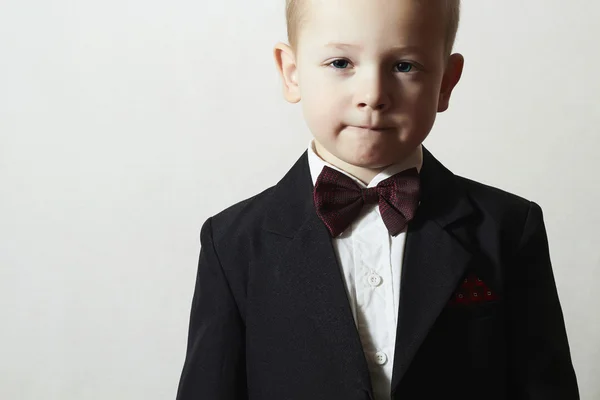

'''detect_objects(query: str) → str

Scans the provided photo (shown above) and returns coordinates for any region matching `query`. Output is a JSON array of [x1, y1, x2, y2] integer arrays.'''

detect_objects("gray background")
[[1, 0, 598, 398]]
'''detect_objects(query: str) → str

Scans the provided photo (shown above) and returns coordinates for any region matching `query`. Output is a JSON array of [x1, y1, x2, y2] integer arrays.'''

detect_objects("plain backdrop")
[[1, 0, 599, 399]]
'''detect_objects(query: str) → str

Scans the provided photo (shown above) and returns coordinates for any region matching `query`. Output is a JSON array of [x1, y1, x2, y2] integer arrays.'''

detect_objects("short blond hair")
[[285, 0, 461, 58]]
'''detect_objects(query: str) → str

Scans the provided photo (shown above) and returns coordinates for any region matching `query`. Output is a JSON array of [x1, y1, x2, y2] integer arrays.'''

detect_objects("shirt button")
[[368, 273, 382, 287], [374, 351, 388, 365]]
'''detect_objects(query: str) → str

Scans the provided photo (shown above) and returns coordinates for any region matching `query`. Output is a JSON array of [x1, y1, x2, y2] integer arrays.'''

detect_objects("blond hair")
[[285, 0, 461, 58]]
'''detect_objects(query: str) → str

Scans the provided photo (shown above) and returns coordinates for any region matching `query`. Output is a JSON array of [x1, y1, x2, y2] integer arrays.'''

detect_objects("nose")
[[355, 69, 391, 113]]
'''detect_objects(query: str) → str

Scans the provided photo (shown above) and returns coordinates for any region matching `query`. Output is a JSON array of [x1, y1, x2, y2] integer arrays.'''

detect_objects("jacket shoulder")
[[457, 175, 531, 207], [455, 175, 536, 231], [208, 185, 276, 242]]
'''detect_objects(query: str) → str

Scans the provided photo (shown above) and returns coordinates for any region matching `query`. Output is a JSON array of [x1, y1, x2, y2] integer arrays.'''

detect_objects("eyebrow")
[[324, 42, 364, 50], [323, 42, 422, 54]]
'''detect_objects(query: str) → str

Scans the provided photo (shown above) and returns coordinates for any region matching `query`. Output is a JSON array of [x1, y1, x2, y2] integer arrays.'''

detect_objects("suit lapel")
[[263, 152, 374, 396], [263, 147, 478, 398], [390, 147, 477, 395]]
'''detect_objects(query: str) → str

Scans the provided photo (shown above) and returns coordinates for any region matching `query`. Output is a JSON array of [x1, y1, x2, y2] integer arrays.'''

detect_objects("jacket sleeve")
[[507, 201, 579, 399], [176, 217, 247, 400]]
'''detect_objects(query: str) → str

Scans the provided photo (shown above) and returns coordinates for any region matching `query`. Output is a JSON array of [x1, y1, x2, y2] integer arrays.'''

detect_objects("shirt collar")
[[307, 139, 423, 189]]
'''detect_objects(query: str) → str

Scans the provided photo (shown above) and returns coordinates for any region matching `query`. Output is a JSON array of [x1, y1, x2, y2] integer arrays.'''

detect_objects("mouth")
[[354, 125, 394, 132]]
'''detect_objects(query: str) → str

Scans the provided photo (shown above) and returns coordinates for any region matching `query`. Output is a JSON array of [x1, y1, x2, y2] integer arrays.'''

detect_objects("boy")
[[176, 0, 579, 399]]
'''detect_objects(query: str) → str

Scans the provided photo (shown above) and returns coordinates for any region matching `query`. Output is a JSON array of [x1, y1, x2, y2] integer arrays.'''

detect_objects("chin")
[[342, 152, 395, 169], [347, 145, 404, 166]]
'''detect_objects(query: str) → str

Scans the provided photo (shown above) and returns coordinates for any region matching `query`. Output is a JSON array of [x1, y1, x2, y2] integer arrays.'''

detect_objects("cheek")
[[402, 83, 441, 129], [300, 74, 342, 130]]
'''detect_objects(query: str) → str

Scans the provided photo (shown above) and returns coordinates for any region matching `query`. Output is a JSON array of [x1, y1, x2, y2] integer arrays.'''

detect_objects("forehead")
[[299, 0, 447, 50]]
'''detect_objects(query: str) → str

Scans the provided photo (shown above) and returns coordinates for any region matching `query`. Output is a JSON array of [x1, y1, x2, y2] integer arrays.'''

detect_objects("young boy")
[[176, 0, 579, 399]]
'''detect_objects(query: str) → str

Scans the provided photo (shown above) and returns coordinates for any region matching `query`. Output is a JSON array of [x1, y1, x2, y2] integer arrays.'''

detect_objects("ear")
[[273, 42, 301, 103], [437, 53, 464, 112]]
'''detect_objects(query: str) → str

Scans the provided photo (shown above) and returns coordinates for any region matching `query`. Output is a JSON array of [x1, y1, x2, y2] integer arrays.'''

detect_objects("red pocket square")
[[448, 272, 498, 306]]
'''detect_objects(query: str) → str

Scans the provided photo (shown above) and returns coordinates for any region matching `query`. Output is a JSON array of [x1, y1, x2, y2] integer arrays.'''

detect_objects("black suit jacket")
[[176, 147, 579, 400]]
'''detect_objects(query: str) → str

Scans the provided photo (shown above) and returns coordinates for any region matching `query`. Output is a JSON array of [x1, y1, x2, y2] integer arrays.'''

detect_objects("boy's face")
[[275, 0, 463, 174]]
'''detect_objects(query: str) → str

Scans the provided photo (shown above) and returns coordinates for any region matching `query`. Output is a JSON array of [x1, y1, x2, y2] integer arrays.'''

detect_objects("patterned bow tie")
[[313, 166, 421, 237]]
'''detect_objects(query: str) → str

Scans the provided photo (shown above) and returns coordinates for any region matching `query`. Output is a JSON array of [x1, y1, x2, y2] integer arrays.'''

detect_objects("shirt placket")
[[352, 204, 395, 396]]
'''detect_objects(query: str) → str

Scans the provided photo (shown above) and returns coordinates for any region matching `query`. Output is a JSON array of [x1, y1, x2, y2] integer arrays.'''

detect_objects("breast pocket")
[[444, 299, 503, 321]]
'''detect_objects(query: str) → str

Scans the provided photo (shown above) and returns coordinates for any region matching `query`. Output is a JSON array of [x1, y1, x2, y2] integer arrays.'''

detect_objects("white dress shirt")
[[307, 139, 423, 400]]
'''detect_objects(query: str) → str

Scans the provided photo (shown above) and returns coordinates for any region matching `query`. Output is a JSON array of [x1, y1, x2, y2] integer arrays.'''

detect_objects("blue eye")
[[330, 59, 350, 69], [396, 62, 413, 73]]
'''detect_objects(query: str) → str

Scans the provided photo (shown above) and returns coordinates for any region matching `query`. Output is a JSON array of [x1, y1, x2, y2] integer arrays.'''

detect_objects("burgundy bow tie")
[[313, 166, 421, 237]]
